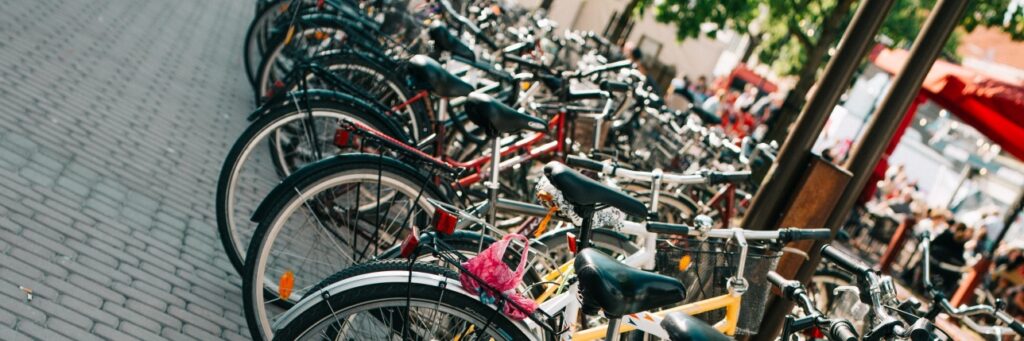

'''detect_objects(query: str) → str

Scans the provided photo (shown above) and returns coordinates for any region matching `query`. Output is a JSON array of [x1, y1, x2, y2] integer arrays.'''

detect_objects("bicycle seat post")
[[485, 132, 501, 226]]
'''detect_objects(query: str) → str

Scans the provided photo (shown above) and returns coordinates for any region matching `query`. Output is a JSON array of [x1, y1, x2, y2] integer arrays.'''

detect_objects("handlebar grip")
[[599, 80, 630, 93], [502, 41, 535, 54], [567, 89, 605, 101], [707, 171, 751, 185], [646, 222, 690, 236], [582, 59, 634, 77], [821, 245, 872, 275], [504, 54, 546, 71], [779, 228, 833, 243], [565, 155, 605, 172], [829, 321, 859, 341], [1010, 320, 1024, 336]]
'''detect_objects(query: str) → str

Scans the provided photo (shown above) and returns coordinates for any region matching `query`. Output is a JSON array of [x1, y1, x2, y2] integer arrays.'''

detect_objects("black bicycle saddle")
[[464, 93, 547, 137], [574, 248, 686, 317], [542, 161, 647, 217], [407, 55, 474, 97]]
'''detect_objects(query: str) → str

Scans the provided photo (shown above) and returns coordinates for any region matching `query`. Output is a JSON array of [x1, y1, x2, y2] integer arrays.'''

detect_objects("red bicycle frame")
[[336, 89, 569, 189]]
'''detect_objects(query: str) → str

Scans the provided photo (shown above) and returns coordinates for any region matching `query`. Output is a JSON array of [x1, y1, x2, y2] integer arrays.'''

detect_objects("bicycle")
[[238, 73, 623, 339], [265, 160, 831, 340]]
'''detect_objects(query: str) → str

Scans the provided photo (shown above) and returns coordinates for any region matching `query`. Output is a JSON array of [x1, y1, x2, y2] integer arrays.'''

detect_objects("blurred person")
[[623, 42, 660, 96], [692, 76, 709, 103], [735, 84, 759, 112], [930, 222, 972, 293], [702, 89, 724, 116], [980, 211, 1004, 252], [905, 221, 972, 294], [667, 74, 694, 109]]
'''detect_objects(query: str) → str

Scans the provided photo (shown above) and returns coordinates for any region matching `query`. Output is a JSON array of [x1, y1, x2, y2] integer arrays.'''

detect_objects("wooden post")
[[878, 216, 916, 274], [752, 156, 852, 340]]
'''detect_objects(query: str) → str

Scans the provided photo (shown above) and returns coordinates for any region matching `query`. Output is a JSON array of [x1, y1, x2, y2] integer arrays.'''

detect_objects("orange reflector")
[[313, 31, 329, 41], [567, 233, 577, 254], [491, 4, 502, 15], [399, 227, 421, 258], [278, 271, 295, 301], [533, 206, 557, 238], [433, 209, 457, 235], [678, 255, 692, 271]]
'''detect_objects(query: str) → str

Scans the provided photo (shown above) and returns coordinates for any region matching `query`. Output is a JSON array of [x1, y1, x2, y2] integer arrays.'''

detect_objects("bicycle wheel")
[[254, 13, 379, 103], [217, 95, 405, 274], [242, 153, 450, 340], [244, 0, 290, 91], [259, 51, 430, 142], [271, 259, 536, 341], [533, 226, 638, 275]]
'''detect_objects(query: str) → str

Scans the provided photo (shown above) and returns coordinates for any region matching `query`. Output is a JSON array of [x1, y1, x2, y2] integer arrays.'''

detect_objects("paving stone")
[[0, 0, 253, 338], [15, 320, 72, 341], [46, 317, 104, 341]]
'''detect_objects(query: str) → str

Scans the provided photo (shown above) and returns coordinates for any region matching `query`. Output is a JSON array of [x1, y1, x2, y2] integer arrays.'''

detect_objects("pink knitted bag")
[[459, 234, 538, 320]]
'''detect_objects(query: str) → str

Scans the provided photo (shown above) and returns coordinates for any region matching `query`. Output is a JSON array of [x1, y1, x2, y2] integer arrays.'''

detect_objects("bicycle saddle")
[[542, 162, 648, 217], [660, 312, 730, 341], [407, 55, 474, 98], [428, 22, 475, 61], [464, 93, 547, 136], [574, 248, 686, 317]]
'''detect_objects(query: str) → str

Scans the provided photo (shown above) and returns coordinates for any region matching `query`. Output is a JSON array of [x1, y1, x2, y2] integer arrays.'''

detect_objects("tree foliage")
[[646, 0, 1022, 143], [648, 0, 1024, 77]]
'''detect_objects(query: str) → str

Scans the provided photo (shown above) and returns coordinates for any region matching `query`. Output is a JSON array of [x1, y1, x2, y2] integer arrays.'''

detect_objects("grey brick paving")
[[0, 0, 254, 339]]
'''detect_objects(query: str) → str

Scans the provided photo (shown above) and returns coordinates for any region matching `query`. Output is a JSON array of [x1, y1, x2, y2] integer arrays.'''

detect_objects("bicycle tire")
[[270, 259, 536, 341], [217, 96, 404, 274], [242, 153, 450, 340]]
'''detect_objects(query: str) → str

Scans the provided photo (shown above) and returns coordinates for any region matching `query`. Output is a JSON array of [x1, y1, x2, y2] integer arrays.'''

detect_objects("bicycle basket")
[[655, 237, 781, 335]]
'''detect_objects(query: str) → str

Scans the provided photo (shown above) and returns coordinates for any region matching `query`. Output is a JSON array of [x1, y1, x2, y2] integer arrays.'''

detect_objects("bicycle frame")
[[527, 223, 759, 340]]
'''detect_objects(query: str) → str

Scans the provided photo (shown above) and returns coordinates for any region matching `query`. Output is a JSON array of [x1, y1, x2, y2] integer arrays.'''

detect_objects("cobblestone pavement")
[[0, 0, 257, 339]]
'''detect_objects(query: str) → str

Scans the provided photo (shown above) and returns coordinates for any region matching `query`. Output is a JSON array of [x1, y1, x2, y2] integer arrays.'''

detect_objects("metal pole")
[[990, 189, 1024, 254], [741, 0, 896, 231], [945, 165, 975, 208]]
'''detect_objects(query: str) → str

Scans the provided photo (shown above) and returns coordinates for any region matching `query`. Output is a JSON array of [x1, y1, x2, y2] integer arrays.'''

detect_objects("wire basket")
[[655, 237, 782, 335]]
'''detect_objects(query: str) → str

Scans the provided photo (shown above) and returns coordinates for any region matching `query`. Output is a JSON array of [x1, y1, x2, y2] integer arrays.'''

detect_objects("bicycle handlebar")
[[778, 228, 833, 243], [1011, 320, 1024, 336], [768, 271, 860, 341], [580, 59, 634, 78], [821, 245, 873, 275], [767, 271, 791, 290], [565, 155, 605, 172], [645, 222, 689, 235], [829, 321, 859, 341], [707, 171, 751, 185], [599, 80, 630, 93], [564, 155, 750, 186]]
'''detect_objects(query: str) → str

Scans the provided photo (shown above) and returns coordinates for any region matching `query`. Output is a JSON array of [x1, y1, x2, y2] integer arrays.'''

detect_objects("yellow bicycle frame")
[[535, 261, 743, 341], [572, 293, 741, 340]]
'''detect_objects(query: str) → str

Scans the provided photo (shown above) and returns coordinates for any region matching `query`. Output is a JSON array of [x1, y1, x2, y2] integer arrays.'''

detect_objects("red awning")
[[870, 47, 1024, 161]]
